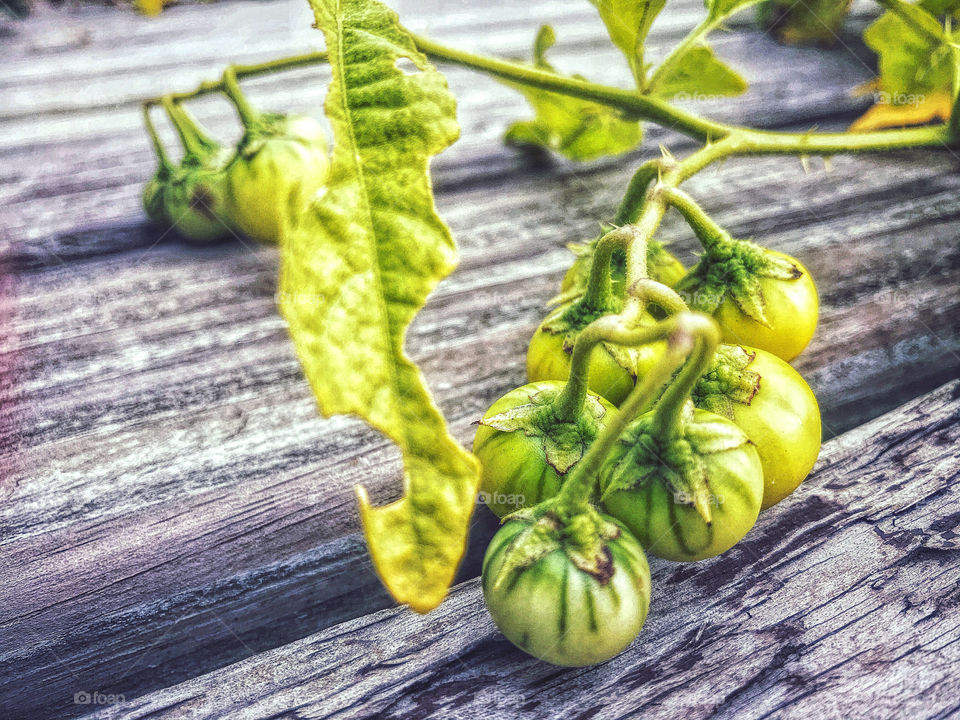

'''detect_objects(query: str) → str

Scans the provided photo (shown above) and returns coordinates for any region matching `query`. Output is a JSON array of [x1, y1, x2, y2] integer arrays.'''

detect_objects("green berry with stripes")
[[599, 407, 764, 562], [482, 512, 651, 666], [473, 381, 617, 517]]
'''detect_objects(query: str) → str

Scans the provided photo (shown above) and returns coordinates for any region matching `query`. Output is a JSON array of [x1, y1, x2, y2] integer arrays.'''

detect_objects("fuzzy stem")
[[648, 314, 720, 439], [554, 313, 720, 517], [162, 97, 219, 158], [222, 67, 261, 128], [142, 103, 172, 170], [632, 279, 689, 314], [552, 225, 643, 423], [661, 187, 732, 253], [581, 225, 634, 310], [146, 52, 329, 108], [553, 314, 696, 517], [614, 159, 668, 225]]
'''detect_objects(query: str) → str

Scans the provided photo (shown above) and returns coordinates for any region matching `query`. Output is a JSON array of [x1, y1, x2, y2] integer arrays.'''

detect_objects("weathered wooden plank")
[[77, 380, 960, 720], [0, 0, 881, 259], [1, 155, 958, 718], [2, 0, 958, 717]]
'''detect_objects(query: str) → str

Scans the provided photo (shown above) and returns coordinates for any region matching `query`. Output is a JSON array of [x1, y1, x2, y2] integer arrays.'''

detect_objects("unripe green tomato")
[[713, 251, 818, 361], [560, 245, 686, 296], [526, 311, 665, 407], [526, 327, 633, 406], [142, 176, 167, 224], [482, 514, 651, 666], [226, 115, 330, 245], [601, 409, 764, 562], [472, 381, 617, 517], [730, 347, 821, 509], [165, 162, 234, 243]]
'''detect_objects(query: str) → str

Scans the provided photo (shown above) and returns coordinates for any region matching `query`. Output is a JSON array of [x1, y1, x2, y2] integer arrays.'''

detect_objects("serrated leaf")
[[863, 4, 953, 99], [651, 44, 747, 99], [283, 0, 480, 614], [589, 0, 667, 85], [502, 25, 643, 161]]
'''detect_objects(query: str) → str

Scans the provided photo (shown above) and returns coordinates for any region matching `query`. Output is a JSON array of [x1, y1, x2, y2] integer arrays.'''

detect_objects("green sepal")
[[693, 344, 761, 418], [492, 504, 623, 590], [479, 386, 611, 473], [676, 235, 801, 325], [600, 406, 750, 524]]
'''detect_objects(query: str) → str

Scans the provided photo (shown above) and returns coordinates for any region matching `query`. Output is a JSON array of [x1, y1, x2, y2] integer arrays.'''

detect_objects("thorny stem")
[[142, 104, 172, 169], [553, 313, 712, 518], [649, 314, 720, 440], [221, 67, 261, 128]]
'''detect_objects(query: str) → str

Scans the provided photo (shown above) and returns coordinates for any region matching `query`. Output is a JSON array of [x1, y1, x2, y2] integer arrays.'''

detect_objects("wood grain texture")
[[1, 0, 958, 717], [79, 380, 960, 720]]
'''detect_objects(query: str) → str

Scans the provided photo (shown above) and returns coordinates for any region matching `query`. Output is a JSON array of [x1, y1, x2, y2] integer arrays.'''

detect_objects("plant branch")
[[145, 52, 329, 107], [553, 314, 696, 517], [411, 33, 954, 152]]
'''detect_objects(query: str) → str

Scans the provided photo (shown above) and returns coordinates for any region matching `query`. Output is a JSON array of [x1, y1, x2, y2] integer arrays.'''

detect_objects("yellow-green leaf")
[[502, 25, 643, 161], [588, 0, 667, 86], [284, 0, 480, 613], [651, 44, 747, 99], [850, 90, 952, 130], [864, 2, 953, 98]]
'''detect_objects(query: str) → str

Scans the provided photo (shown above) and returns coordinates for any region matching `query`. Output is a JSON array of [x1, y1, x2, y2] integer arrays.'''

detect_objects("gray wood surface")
[[81, 380, 960, 720], [1, 0, 959, 717]]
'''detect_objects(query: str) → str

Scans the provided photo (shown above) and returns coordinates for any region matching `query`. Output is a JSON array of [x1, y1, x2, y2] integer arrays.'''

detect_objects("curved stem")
[[631, 278, 689, 314], [162, 97, 219, 158], [142, 103, 172, 169], [614, 159, 668, 225], [661, 186, 731, 252], [222, 67, 261, 128], [581, 225, 634, 309], [146, 52, 329, 108], [550, 306, 642, 423], [553, 314, 696, 517], [649, 314, 720, 439], [409, 32, 728, 142]]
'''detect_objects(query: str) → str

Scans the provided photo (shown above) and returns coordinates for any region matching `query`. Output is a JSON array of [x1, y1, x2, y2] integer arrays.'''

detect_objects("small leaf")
[[863, 4, 953, 100], [707, 0, 765, 20], [758, 0, 853, 46], [651, 44, 747, 99], [588, 0, 667, 85], [850, 90, 953, 130], [285, 0, 480, 613], [501, 26, 644, 161]]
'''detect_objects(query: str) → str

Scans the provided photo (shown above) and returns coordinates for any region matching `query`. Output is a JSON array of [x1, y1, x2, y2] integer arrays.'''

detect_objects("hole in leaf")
[[394, 57, 420, 76]]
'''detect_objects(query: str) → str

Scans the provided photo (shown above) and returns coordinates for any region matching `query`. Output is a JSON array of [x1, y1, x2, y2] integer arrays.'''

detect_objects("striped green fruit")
[[600, 408, 764, 562], [482, 513, 651, 666], [473, 381, 617, 517]]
